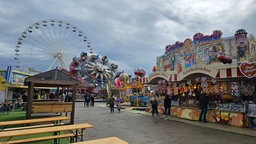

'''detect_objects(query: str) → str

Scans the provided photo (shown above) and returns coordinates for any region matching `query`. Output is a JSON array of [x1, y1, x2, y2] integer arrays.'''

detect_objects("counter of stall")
[[156, 99, 249, 127]]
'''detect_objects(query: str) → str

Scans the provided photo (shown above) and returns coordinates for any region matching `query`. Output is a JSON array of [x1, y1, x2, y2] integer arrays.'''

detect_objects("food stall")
[[148, 29, 256, 127]]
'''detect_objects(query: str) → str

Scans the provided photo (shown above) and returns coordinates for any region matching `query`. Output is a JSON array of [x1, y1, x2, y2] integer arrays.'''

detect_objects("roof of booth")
[[24, 69, 81, 87]]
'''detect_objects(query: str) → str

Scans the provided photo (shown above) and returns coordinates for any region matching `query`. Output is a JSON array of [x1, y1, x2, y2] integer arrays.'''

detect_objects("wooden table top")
[[0, 116, 69, 126], [73, 137, 128, 144], [0, 123, 93, 138]]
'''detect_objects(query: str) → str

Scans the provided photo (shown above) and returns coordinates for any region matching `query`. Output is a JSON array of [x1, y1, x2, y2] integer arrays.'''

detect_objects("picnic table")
[[0, 123, 93, 144], [0, 116, 69, 131], [73, 137, 128, 144]]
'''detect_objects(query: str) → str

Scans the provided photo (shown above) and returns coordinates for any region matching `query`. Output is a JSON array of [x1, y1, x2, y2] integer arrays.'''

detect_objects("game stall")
[[147, 29, 256, 127]]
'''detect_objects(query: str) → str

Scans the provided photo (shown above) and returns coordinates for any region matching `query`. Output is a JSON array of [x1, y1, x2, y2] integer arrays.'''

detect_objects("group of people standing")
[[107, 95, 122, 113], [149, 93, 209, 122], [84, 92, 95, 107], [150, 94, 172, 120]]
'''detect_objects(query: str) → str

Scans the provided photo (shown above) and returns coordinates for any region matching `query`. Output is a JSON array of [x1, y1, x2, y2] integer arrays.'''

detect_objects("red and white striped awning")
[[215, 67, 243, 78], [169, 74, 178, 82], [139, 77, 148, 84]]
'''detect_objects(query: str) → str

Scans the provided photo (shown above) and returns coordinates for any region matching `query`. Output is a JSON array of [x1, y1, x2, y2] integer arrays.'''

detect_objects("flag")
[[5, 66, 12, 83]]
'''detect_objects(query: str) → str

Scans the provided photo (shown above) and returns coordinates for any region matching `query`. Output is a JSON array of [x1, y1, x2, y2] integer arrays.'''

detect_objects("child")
[[116, 96, 122, 112]]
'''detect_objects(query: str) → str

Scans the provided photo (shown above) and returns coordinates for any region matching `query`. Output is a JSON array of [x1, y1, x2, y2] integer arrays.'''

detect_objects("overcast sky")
[[0, 0, 256, 77]]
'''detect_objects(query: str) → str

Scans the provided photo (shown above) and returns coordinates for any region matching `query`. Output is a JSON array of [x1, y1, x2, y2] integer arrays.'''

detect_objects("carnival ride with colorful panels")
[[69, 52, 120, 89]]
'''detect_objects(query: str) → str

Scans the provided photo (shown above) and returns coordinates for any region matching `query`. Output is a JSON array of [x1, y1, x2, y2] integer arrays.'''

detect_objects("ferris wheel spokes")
[[48, 52, 68, 70], [14, 19, 93, 72]]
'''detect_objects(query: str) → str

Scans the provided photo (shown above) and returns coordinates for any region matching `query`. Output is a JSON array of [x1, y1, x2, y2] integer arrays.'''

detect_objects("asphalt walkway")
[[77, 102, 256, 143], [126, 107, 256, 138]]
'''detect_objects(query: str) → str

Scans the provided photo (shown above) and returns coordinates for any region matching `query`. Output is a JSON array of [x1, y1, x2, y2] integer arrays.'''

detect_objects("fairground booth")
[[147, 29, 256, 128], [111, 69, 150, 107]]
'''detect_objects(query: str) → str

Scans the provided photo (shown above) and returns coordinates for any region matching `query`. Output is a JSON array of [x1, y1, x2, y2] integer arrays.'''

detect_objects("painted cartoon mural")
[[156, 29, 256, 73], [235, 29, 249, 62], [150, 29, 256, 128]]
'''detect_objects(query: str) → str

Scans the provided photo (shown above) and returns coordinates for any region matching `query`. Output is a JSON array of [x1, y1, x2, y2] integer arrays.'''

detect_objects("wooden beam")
[[26, 82, 34, 120], [70, 85, 76, 124]]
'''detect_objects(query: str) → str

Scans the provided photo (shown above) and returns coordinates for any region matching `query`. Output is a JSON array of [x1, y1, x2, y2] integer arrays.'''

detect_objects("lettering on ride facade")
[[164, 30, 222, 55]]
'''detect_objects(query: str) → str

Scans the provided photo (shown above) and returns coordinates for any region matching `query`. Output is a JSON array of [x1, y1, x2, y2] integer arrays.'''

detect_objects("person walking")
[[163, 94, 172, 120], [150, 96, 159, 117], [90, 95, 95, 106], [116, 96, 122, 112], [108, 95, 116, 113], [199, 93, 209, 122], [84, 92, 91, 107], [21, 92, 27, 111]]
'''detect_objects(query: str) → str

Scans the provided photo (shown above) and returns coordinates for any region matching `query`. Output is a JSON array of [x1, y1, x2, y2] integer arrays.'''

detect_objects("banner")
[[5, 66, 12, 83]]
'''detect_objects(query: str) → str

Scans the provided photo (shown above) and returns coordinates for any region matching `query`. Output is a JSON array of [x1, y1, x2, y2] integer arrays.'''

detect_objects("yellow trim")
[[12, 70, 33, 76], [9, 84, 28, 88], [0, 76, 6, 82], [9, 84, 56, 89], [0, 76, 11, 88]]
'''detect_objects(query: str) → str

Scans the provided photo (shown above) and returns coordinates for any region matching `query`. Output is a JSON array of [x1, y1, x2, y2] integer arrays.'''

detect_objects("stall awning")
[[139, 77, 148, 84], [216, 67, 243, 79], [169, 74, 178, 82]]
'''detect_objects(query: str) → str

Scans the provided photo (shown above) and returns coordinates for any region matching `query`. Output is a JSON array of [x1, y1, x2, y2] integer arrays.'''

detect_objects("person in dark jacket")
[[108, 95, 116, 113], [164, 94, 172, 120], [90, 95, 95, 106], [199, 93, 209, 122], [150, 96, 159, 117], [84, 92, 91, 107]]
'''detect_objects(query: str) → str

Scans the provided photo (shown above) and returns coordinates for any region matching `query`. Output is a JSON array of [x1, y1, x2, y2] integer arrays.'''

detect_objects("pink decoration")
[[114, 78, 122, 88]]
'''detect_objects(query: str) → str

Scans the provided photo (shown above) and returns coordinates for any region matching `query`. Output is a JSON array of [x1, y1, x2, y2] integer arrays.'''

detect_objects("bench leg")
[[3, 136, 14, 144], [81, 129, 85, 141], [53, 131, 61, 144], [75, 129, 78, 142], [70, 136, 74, 143]]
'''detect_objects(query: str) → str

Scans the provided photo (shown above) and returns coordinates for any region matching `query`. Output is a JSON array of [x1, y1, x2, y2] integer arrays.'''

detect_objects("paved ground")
[[73, 102, 256, 144]]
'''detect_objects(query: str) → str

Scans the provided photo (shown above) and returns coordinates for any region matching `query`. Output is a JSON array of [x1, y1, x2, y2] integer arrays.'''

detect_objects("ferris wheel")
[[14, 19, 93, 72]]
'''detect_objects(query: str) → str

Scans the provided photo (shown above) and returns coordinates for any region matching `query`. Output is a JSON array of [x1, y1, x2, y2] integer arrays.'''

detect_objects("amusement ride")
[[14, 19, 121, 90]]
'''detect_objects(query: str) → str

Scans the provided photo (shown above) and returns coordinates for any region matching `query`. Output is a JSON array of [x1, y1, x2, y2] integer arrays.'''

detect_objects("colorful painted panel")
[[12, 73, 26, 84], [156, 29, 256, 77], [169, 106, 245, 127]]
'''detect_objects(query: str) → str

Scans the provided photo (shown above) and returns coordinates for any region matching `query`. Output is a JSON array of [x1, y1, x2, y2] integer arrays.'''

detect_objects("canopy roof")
[[24, 69, 80, 124], [24, 69, 81, 87]]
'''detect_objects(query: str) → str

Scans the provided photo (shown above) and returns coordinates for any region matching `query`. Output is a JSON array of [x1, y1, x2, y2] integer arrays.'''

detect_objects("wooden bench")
[[0, 123, 93, 144], [32, 102, 72, 113], [3, 133, 76, 144], [0, 116, 69, 131], [72, 137, 128, 144]]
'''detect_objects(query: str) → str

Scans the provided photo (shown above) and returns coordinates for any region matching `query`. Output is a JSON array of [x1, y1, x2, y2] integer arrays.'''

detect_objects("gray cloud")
[[0, 0, 255, 76]]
